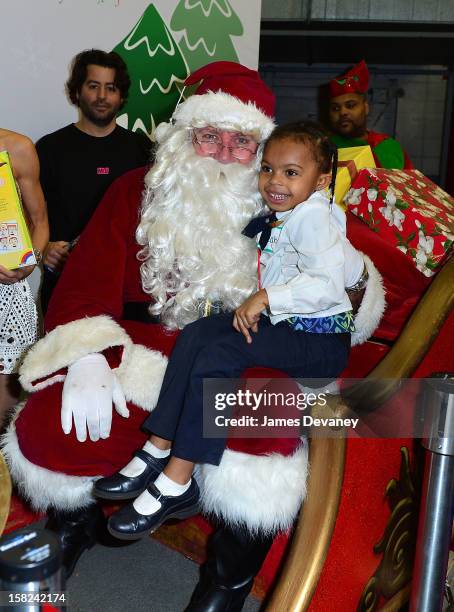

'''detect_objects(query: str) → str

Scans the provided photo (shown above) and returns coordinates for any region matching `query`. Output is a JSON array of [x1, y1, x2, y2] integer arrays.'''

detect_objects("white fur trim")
[[19, 316, 132, 392], [1, 405, 97, 512], [170, 91, 275, 141], [351, 254, 386, 346], [2, 402, 308, 520], [115, 344, 167, 412], [196, 444, 308, 535]]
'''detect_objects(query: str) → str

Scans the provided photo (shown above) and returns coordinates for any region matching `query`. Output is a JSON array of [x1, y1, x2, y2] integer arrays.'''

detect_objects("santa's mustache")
[[175, 142, 259, 194]]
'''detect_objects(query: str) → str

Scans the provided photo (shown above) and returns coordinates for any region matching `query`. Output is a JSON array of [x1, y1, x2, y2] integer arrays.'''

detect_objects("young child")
[[96, 121, 365, 540]]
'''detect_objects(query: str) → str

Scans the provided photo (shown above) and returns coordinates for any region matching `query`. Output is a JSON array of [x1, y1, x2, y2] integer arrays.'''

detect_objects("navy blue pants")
[[143, 313, 350, 465]]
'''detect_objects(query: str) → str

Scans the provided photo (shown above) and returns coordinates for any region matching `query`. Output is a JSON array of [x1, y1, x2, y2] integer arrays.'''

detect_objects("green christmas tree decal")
[[113, 4, 189, 136], [170, 0, 243, 73]]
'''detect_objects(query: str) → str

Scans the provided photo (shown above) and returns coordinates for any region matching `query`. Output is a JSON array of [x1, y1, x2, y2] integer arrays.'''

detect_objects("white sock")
[[133, 472, 191, 516], [119, 441, 170, 478], [155, 472, 191, 496], [144, 440, 171, 458]]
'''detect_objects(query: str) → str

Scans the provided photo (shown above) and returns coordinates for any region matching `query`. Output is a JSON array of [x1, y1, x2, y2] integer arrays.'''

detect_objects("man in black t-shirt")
[[37, 49, 150, 312]]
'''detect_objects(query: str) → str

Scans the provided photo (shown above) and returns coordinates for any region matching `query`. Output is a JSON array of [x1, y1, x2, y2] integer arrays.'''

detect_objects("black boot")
[[185, 524, 274, 612], [45, 504, 106, 579]]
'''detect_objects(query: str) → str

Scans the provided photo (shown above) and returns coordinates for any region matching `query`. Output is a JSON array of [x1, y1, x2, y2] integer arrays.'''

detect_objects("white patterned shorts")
[[0, 280, 38, 374]]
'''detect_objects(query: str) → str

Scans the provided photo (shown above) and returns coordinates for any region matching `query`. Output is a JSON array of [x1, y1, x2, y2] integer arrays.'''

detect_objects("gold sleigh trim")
[[358, 446, 420, 611], [0, 450, 12, 536]]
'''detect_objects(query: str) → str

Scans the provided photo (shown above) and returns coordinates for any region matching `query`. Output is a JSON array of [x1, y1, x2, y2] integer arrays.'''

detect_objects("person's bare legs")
[[161, 456, 194, 484], [148, 434, 171, 451], [148, 434, 194, 484]]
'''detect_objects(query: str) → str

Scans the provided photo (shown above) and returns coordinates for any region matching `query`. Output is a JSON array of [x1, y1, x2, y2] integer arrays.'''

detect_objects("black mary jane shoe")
[[93, 449, 169, 500], [107, 479, 200, 540]]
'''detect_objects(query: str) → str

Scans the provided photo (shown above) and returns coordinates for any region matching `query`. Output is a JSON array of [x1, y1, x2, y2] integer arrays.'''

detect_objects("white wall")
[[2, 0, 262, 143]]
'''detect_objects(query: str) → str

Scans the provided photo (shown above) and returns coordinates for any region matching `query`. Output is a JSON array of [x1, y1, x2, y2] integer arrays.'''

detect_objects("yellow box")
[[0, 151, 36, 269], [335, 145, 376, 209]]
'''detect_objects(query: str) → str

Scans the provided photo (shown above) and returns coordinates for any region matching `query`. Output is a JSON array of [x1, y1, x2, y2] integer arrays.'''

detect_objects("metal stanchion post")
[[411, 373, 454, 612]]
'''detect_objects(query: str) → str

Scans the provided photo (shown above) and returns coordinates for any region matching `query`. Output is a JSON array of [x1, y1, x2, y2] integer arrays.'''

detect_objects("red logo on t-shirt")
[[97, 167, 110, 175]]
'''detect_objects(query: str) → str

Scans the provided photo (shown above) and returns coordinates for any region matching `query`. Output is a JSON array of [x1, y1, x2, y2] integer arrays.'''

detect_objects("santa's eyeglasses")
[[192, 128, 258, 161]]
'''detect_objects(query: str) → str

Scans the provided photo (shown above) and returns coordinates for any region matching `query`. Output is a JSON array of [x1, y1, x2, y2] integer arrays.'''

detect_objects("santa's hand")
[[61, 353, 129, 442]]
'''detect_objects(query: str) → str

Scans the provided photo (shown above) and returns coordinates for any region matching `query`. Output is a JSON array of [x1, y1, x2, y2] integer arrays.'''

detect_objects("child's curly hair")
[[264, 120, 338, 203]]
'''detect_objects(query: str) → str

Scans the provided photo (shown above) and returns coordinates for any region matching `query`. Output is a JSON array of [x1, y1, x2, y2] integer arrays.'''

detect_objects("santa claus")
[[2, 62, 384, 611]]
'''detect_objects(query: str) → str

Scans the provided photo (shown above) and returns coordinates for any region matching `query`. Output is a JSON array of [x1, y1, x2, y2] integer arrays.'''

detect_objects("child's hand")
[[233, 289, 269, 344]]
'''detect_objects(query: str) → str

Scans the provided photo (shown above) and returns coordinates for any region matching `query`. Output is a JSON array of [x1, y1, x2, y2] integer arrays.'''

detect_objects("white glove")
[[61, 353, 129, 442]]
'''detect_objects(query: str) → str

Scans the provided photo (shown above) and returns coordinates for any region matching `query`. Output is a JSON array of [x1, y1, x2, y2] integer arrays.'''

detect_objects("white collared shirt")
[[259, 191, 364, 325]]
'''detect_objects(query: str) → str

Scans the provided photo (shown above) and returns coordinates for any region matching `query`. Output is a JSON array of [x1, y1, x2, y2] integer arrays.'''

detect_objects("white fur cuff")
[[196, 444, 308, 535], [1, 412, 97, 512], [352, 254, 386, 346], [20, 316, 132, 392], [171, 91, 275, 141], [115, 343, 167, 412], [3, 401, 308, 525]]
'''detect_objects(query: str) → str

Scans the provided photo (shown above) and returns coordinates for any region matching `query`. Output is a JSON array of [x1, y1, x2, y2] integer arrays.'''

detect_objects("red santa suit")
[[3, 161, 309, 534], [3, 167, 385, 539], [3, 62, 385, 540]]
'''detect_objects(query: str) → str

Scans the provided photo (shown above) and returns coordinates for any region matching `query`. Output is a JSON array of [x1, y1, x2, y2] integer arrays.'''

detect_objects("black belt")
[[122, 299, 225, 323], [122, 302, 161, 324]]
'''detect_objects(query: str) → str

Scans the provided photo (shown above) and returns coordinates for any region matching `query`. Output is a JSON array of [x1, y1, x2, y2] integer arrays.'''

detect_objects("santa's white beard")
[[137, 135, 265, 330]]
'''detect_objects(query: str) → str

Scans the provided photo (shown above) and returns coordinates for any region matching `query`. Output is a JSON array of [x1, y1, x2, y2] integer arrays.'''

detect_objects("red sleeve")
[[403, 150, 414, 170], [368, 130, 413, 170], [366, 131, 388, 149], [45, 166, 148, 332]]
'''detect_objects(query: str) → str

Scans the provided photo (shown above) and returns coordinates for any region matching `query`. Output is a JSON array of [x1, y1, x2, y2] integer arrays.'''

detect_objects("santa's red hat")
[[170, 61, 275, 141], [329, 60, 369, 97]]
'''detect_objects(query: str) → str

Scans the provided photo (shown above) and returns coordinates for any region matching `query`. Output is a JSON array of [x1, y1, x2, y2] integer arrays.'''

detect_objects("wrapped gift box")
[[0, 151, 36, 269], [345, 168, 454, 276], [335, 145, 376, 208]]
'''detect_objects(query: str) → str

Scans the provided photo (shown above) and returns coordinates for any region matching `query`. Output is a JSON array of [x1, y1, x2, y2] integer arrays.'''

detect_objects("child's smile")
[[265, 191, 290, 205], [258, 138, 331, 212]]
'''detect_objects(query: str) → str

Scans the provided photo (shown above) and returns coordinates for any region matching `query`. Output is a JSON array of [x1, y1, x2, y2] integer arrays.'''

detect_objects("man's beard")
[[78, 97, 120, 127], [334, 118, 367, 139], [138, 136, 264, 330]]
